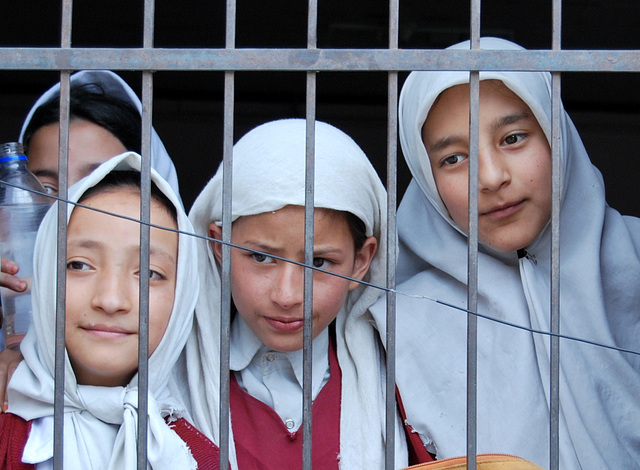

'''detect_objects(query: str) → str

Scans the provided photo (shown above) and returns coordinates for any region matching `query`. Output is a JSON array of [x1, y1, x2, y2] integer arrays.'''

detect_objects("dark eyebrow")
[[30, 168, 58, 179], [491, 112, 533, 132], [427, 135, 467, 154]]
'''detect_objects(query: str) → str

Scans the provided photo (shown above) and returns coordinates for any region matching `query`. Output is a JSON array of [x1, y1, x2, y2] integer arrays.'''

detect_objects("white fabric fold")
[[175, 118, 409, 469], [18, 70, 182, 204], [370, 37, 640, 469], [8, 152, 199, 469]]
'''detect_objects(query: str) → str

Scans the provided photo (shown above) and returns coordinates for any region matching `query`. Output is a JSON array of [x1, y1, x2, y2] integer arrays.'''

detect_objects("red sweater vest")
[[230, 342, 342, 469], [0, 412, 219, 469]]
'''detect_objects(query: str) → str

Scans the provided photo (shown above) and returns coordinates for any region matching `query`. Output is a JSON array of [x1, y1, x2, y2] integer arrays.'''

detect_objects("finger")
[[0, 258, 19, 275], [0, 272, 27, 292]]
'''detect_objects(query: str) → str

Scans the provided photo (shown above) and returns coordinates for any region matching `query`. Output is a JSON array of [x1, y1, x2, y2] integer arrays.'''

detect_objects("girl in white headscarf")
[[0, 71, 183, 349], [0, 152, 216, 469], [175, 119, 409, 469], [370, 37, 640, 469], [19, 70, 181, 199]]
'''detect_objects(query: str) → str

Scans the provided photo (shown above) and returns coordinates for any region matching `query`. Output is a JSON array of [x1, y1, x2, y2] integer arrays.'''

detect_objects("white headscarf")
[[18, 70, 182, 204], [7, 152, 199, 469], [175, 119, 409, 469], [370, 37, 640, 469]]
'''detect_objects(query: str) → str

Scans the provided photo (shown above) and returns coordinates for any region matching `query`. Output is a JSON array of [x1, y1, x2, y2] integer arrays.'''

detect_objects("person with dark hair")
[[0, 152, 218, 469], [0, 70, 181, 369], [177, 119, 410, 469]]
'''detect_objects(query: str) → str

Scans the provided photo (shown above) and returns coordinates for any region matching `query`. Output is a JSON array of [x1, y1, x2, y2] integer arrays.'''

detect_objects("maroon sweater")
[[0, 412, 220, 469], [229, 341, 342, 469]]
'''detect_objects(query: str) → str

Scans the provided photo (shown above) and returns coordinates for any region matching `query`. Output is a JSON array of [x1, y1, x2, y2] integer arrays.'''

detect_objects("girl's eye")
[[43, 185, 57, 196], [503, 133, 527, 145], [251, 252, 275, 264], [441, 154, 466, 167], [312, 258, 333, 269], [67, 260, 91, 271], [149, 270, 166, 281], [134, 269, 167, 280]]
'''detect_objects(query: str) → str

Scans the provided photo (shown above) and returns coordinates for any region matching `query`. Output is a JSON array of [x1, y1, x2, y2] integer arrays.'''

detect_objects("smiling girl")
[[370, 37, 640, 469], [0, 153, 216, 469]]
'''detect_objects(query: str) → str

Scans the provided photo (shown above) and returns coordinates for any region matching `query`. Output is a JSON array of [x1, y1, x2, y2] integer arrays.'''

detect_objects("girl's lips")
[[482, 200, 524, 220], [264, 316, 305, 332], [80, 324, 134, 339]]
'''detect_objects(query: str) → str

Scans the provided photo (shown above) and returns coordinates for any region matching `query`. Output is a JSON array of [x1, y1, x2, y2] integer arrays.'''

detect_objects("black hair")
[[344, 211, 368, 252], [78, 170, 177, 223], [22, 83, 142, 154]]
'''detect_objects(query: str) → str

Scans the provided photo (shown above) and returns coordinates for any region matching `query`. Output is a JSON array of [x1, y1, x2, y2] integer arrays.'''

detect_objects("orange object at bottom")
[[402, 454, 544, 470]]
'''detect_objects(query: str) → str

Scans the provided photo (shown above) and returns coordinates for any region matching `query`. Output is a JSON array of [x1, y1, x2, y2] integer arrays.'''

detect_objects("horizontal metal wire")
[[0, 48, 638, 72]]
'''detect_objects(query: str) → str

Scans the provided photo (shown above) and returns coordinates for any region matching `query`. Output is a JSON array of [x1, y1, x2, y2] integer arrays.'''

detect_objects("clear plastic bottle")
[[0, 142, 51, 349]]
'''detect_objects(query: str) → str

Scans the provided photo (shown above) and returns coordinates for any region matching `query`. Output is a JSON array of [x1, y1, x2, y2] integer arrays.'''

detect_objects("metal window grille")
[[1, 1, 639, 469]]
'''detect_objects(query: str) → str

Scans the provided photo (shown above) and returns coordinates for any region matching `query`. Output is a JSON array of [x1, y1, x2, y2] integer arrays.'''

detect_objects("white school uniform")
[[370, 37, 640, 469]]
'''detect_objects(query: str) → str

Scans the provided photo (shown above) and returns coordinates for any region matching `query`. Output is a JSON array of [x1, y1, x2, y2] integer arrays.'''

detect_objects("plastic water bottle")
[[0, 142, 51, 349]]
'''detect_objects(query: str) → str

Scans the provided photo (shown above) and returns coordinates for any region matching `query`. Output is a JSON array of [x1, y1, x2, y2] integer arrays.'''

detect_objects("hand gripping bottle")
[[0, 142, 51, 349]]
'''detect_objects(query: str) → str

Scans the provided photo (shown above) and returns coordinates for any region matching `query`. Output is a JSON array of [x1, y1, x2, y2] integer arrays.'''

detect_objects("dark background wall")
[[1, 0, 638, 214]]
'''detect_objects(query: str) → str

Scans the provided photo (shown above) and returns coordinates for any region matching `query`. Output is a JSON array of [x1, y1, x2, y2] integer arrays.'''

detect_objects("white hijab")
[[8, 152, 199, 469], [18, 70, 182, 204], [370, 37, 640, 469], [176, 119, 409, 469]]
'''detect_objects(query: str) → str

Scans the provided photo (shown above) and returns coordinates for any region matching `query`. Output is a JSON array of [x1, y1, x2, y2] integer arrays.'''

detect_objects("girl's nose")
[[270, 263, 304, 310], [478, 148, 510, 192], [91, 271, 133, 314]]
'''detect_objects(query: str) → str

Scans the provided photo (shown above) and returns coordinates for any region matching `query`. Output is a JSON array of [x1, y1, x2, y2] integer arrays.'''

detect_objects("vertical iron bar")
[[53, 72, 70, 470], [137, 73, 153, 470], [219, 1, 236, 469], [466, 71, 480, 470], [385, 0, 399, 468], [137, 1, 155, 468], [467, 3, 481, 469], [302, 1, 318, 469], [53, 0, 72, 467], [549, 1, 562, 468]]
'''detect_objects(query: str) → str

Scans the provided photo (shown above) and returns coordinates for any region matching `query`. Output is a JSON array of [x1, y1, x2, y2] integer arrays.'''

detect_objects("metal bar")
[[549, 1, 562, 469], [136, 1, 155, 468], [0, 48, 638, 72], [137, 73, 154, 470], [467, 2, 481, 467], [53, 0, 72, 467], [53, 71, 70, 470], [302, 75, 316, 470], [218, 69, 234, 470], [385, 0, 399, 468], [302, 1, 318, 468], [466, 70, 480, 470], [219, 2, 236, 469]]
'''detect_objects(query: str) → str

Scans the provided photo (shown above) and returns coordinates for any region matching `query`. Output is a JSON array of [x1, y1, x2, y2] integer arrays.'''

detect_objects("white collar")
[[229, 314, 329, 392]]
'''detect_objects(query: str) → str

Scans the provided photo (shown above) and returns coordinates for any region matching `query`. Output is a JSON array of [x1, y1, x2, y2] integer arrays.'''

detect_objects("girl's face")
[[27, 119, 127, 196], [422, 80, 552, 252], [65, 188, 178, 387], [209, 205, 377, 352]]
